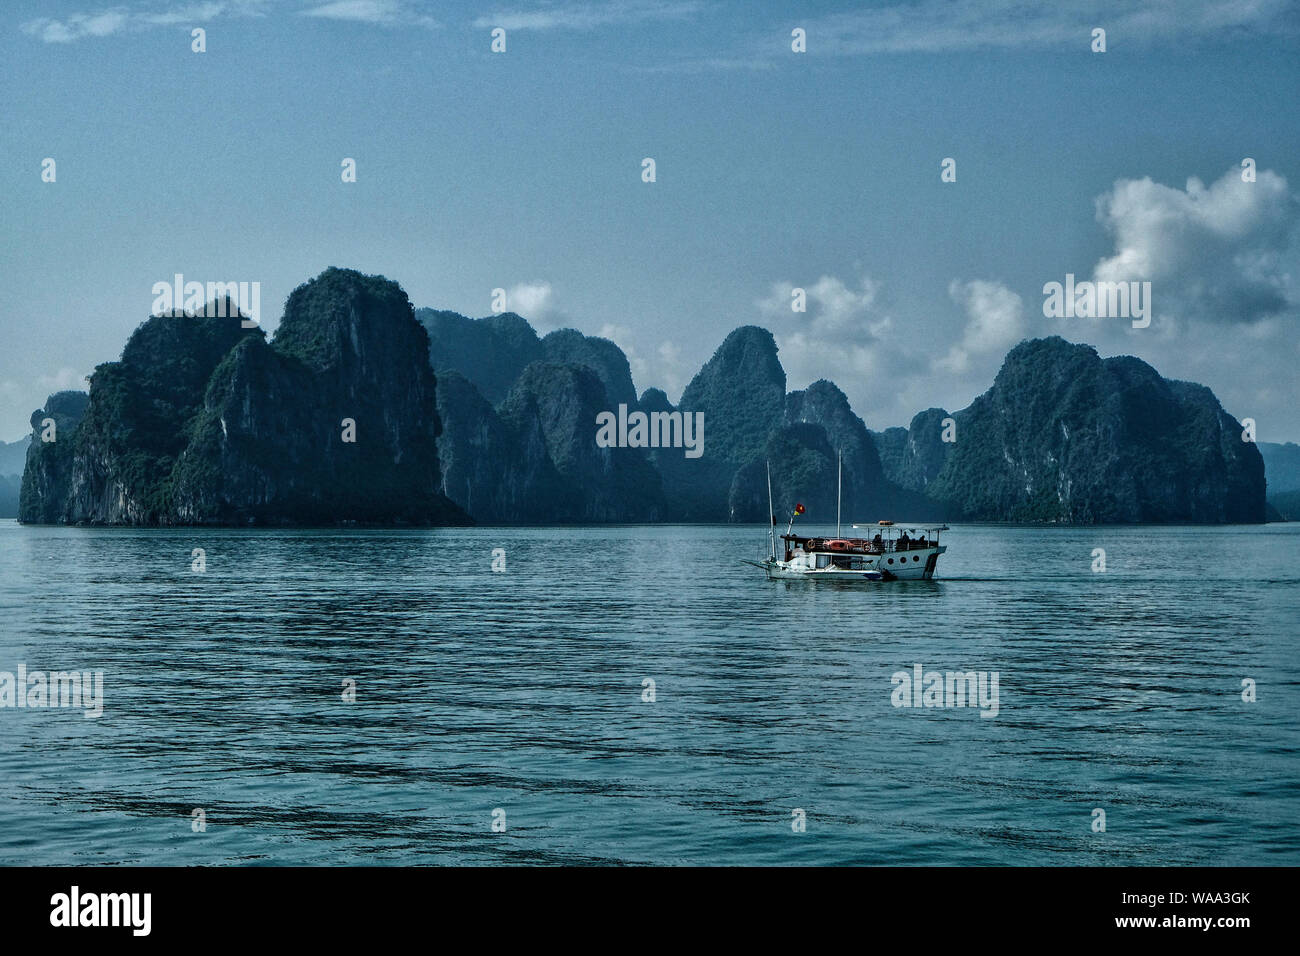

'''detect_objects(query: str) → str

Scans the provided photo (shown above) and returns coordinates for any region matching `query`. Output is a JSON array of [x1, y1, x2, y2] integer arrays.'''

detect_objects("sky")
[[2, 0, 1298, 443]]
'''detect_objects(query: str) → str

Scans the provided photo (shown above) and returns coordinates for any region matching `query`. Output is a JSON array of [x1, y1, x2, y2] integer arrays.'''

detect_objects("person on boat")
[[872, 533, 883, 551], [899, 532, 910, 550]]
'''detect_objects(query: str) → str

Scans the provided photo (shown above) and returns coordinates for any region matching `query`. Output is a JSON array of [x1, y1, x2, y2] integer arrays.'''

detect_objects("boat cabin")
[[780, 521, 948, 564]]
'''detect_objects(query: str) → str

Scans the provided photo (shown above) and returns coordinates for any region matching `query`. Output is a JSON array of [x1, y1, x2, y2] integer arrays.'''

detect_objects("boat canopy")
[[780, 524, 943, 556], [851, 523, 949, 532]]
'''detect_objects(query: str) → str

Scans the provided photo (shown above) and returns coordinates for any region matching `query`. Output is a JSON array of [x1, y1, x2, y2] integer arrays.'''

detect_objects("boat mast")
[[836, 449, 842, 537], [766, 460, 775, 560]]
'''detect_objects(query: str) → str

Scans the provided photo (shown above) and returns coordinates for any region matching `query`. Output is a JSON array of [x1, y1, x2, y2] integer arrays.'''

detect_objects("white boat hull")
[[763, 545, 946, 581]]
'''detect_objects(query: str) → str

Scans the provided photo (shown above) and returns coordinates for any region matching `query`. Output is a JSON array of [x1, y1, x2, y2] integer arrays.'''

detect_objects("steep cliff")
[[499, 362, 665, 522], [21, 269, 468, 526], [435, 369, 568, 524], [23, 310, 257, 525], [541, 329, 638, 409], [18, 391, 89, 523], [658, 326, 787, 519], [873, 407, 954, 494], [418, 309, 543, 404], [922, 338, 1265, 523], [731, 381, 942, 523]]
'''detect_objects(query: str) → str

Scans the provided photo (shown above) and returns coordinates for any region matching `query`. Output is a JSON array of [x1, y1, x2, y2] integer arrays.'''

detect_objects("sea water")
[[1, 521, 1296, 865]]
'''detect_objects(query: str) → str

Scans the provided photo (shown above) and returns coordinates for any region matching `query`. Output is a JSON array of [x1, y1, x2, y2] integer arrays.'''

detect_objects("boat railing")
[[796, 540, 935, 555], [783, 531, 941, 555]]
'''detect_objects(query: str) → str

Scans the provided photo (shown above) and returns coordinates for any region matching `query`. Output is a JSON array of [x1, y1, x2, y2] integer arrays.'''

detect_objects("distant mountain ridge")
[[14, 268, 1271, 526], [419, 314, 1266, 525], [0, 436, 30, 518], [1260, 441, 1300, 495]]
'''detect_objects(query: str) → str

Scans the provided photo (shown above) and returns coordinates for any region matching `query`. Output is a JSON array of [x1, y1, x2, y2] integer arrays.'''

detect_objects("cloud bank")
[[1091, 166, 1298, 327]]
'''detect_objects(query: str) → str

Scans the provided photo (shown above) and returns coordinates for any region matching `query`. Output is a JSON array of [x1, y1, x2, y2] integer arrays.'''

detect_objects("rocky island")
[[18, 268, 1268, 526]]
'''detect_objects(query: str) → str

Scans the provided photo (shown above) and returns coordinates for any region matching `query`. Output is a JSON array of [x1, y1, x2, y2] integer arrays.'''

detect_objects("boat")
[[744, 452, 948, 582]]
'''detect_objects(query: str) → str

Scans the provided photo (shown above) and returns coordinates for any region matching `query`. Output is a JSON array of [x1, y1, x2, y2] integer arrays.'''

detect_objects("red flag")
[[793, 503, 805, 516]]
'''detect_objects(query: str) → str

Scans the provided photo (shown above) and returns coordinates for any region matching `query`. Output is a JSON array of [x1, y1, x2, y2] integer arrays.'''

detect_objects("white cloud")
[[505, 280, 557, 322], [472, 1, 698, 32], [139, 3, 227, 26], [20, 2, 266, 42], [757, 274, 890, 340], [654, 340, 688, 399], [585, 0, 1295, 73], [941, 279, 1026, 372], [630, 56, 776, 74], [22, 9, 130, 43], [19, 1, 436, 42], [597, 323, 690, 402], [757, 272, 941, 427], [37, 367, 90, 393], [143, 2, 230, 25], [0, 369, 88, 442], [754, 270, 1045, 429], [300, 1, 440, 28], [804, 0, 1294, 55], [1090, 166, 1298, 326], [1026, 166, 1300, 436]]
